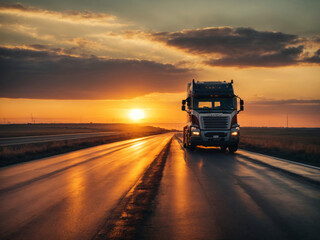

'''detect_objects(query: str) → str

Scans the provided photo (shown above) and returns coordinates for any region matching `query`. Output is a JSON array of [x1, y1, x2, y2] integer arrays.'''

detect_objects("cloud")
[[244, 99, 320, 117], [205, 46, 304, 67], [0, 47, 194, 100], [0, 3, 121, 26], [23, 42, 93, 57], [249, 99, 320, 105], [153, 27, 300, 55], [152, 27, 320, 67], [304, 49, 320, 63]]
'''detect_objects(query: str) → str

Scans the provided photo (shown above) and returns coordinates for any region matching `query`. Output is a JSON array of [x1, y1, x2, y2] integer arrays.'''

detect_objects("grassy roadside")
[[0, 130, 170, 168], [0, 123, 173, 137], [240, 128, 320, 167]]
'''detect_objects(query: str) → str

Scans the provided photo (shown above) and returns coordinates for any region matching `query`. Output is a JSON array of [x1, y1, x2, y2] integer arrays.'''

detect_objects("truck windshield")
[[194, 98, 236, 110]]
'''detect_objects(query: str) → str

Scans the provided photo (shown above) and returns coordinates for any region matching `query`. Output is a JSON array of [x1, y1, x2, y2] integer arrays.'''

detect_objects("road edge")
[[237, 151, 320, 187], [93, 137, 173, 240], [239, 149, 320, 170]]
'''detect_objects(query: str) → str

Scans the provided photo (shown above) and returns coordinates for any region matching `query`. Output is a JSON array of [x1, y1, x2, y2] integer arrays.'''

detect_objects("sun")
[[129, 109, 145, 121]]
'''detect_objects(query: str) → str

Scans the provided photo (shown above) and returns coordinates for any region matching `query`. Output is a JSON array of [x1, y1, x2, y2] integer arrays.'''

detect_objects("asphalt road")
[[144, 135, 320, 240], [0, 132, 117, 146], [0, 133, 319, 240], [0, 133, 173, 240]]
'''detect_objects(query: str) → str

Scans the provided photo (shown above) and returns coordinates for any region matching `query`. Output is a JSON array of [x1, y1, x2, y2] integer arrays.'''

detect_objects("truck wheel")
[[183, 129, 187, 148], [186, 140, 191, 149], [189, 145, 195, 151], [184, 140, 188, 148], [220, 146, 227, 152], [182, 129, 186, 148], [183, 134, 187, 148], [228, 144, 238, 153]]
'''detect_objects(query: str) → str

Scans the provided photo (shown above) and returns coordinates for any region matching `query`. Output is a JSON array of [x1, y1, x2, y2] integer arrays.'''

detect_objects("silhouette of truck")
[[181, 79, 244, 152]]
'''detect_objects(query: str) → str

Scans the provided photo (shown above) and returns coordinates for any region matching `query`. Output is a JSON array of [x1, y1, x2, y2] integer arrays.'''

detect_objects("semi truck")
[[181, 79, 244, 152]]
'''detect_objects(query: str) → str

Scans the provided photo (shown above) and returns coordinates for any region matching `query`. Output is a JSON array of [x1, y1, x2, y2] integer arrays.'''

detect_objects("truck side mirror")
[[182, 100, 186, 105], [181, 105, 186, 111], [240, 99, 244, 111], [186, 97, 191, 107]]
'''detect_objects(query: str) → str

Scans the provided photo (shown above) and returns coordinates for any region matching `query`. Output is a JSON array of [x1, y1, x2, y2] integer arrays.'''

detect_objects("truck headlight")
[[231, 126, 240, 136], [231, 131, 238, 136], [191, 127, 200, 136]]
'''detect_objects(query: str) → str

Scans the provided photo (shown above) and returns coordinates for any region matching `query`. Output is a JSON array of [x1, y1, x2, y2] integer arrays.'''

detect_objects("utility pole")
[[31, 113, 35, 124], [286, 113, 288, 128]]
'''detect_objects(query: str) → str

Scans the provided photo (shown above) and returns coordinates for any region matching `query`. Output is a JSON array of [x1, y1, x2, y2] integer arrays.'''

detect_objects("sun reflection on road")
[[130, 141, 144, 149], [64, 168, 86, 236]]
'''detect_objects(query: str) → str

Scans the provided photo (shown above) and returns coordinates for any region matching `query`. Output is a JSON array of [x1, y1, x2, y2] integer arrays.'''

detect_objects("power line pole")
[[31, 113, 35, 124]]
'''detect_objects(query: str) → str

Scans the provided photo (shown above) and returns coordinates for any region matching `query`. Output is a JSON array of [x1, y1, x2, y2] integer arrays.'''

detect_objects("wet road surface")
[[1, 133, 319, 240], [144, 135, 320, 240], [0, 132, 117, 146], [0, 133, 173, 240]]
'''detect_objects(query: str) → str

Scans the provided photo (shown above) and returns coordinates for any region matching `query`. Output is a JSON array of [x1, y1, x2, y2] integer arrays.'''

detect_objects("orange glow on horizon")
[[0, 95, 319, 128], [129, 109, 145, 121]]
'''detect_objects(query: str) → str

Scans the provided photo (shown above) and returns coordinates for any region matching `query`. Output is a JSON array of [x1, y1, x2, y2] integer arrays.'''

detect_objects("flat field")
[[1, 125, 319, 168], [0, 123, 171, 167], [240, 127, 320, 167], [0, 123, 167, 138]]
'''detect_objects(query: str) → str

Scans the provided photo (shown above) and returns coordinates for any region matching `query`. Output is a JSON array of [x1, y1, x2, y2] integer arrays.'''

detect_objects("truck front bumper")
[[190, 130, 239, 147]]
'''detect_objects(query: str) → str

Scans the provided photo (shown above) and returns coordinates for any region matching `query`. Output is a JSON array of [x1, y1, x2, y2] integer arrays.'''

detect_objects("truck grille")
[[201, 116, 229, 129]]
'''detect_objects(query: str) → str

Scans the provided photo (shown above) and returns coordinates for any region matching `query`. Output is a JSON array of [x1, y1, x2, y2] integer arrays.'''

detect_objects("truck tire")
[[183, 128, 188, 148], [228, 144, 238, 153]]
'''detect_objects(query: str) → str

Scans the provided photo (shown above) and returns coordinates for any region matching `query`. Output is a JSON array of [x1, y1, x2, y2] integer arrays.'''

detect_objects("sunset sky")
[[0, 0, 319, 127]]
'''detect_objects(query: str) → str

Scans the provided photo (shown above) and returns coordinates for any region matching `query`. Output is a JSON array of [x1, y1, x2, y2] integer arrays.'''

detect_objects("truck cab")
[[182, 79, 244, 152]]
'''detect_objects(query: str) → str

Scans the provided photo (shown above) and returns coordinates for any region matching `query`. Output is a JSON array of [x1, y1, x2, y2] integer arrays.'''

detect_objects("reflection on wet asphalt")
[[1, 133, 319, 240], [145, 136, 320, 240], [0, 133, 173, 240]]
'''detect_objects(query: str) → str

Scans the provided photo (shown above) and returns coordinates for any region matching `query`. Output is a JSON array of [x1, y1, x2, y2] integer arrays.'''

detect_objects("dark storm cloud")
[[154, 27, 300, 55], [0, 47, 193, 100], [153, 27, 319, 67], [205, 46, 304, 67]]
